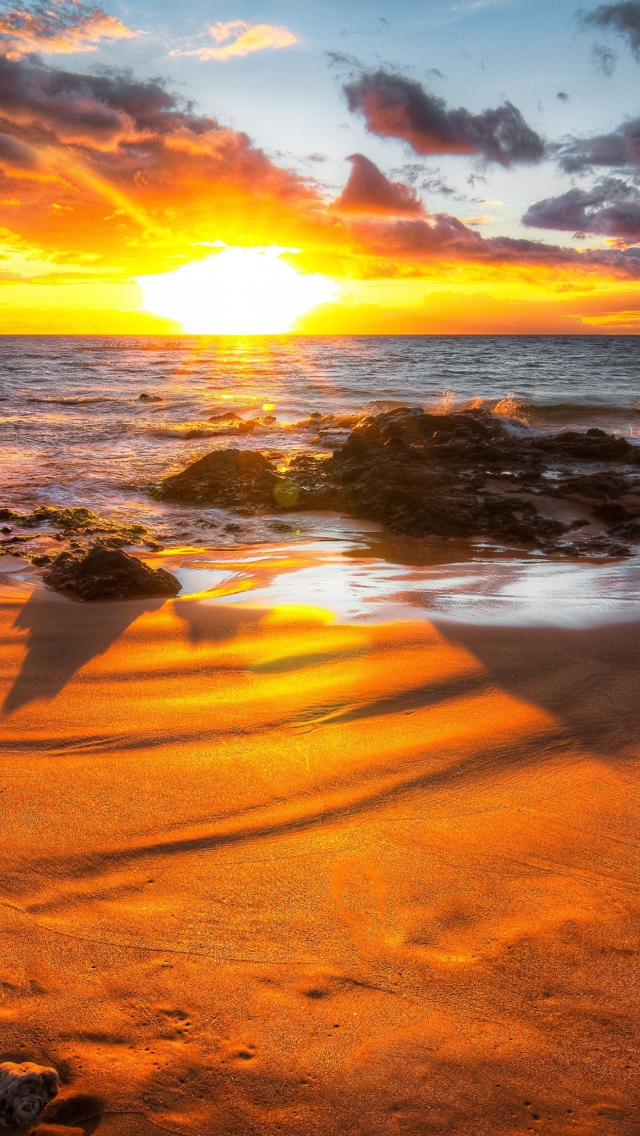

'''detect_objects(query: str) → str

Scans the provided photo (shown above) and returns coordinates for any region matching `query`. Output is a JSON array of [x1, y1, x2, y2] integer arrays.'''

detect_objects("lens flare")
[[137, 246, 337, 334]]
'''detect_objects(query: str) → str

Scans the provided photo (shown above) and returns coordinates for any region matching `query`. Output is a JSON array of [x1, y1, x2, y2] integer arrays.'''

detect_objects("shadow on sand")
[[2, 587, 168, 715], [174, 597, 270, 644], [435, 618, 640, 756]]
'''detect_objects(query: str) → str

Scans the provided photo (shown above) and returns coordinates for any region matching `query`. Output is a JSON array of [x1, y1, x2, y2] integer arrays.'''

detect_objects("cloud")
[[343, 68, 545, 167], [0, 0, 138, 59], [557, 116, 640, 171], [1, 53, 639, 292], [0, 55, 319, 265], [171, 20, 297, 62], [350, 211, 640, 277], [581, 2, 640, 58], [0, 128, 38, 167], [592, 42, 618, 73], [522, 178, 640, 241], [331, 154, 425, 215]]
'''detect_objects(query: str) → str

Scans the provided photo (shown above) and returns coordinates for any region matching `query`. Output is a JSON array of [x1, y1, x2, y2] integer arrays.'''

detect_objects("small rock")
[[138, 392, 163, 402], [42, 546, 181, 601], [0, 1061, 58, 1129]]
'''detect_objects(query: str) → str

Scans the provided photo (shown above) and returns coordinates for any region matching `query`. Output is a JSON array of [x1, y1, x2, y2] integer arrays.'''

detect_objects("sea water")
[[2, 334, 640, 626]]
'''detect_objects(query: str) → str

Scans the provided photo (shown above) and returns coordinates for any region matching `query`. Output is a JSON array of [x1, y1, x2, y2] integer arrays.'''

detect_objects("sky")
[[2, 0, 640, 332]]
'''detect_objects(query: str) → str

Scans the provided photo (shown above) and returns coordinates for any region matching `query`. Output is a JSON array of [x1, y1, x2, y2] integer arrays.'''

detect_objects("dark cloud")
[[592, 42, 618, 73], [0, 55, 305, 191], [557, 91, 570, 100], [332, 153, 425, 215], [343, 69, 546, 167], [352, 211, 640, 276], [557, 116, 640, 171], [522, 178, 640, 241], [390, 164, 458, 197], [581, 2, 640, 58], [0, 127, 37, 167]]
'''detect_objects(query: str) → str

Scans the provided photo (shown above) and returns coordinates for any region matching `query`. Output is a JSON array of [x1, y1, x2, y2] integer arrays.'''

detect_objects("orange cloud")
[[0, 0, 139, 59], [331, 154, 425, 217], [171, 20, 297, 62]]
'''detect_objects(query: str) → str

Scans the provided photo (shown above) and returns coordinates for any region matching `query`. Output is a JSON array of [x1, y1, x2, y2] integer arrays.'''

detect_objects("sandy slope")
[[0, 551, 639, 1135]]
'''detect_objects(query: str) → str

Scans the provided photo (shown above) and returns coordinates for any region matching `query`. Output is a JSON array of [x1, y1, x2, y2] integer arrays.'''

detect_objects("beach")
[[1, 540, 639, 1135]]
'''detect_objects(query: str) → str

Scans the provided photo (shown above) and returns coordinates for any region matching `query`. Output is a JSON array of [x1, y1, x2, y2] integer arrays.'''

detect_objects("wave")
[[27, 396, 128, 405]]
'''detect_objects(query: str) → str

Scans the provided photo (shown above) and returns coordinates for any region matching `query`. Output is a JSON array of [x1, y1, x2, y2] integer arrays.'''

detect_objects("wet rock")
[[0, 1061, 58, 1129], [208, 411, 243, 423], [156, 448, 289, 510], [545, 535, 631, 558], [532, 430, 638, 462], [556, 472, 632, 501], [138, 392, 163, 402], [42, 546, 181, 601], [593, 500, 640, 526], [0, 505, 149, 547], [610, 519, 640, 541], [154, 408, 640, 556]]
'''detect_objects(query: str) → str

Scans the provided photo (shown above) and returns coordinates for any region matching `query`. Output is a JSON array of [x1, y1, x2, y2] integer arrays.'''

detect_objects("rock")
[[138, 392, 163, 402], [533, 429, 637, 462], [0, 1062, 58, 1129], [42, 546, 181, 601], [0, 505, 148, 547], [153, 408, 640, 557], [156, 448, 282, 509]]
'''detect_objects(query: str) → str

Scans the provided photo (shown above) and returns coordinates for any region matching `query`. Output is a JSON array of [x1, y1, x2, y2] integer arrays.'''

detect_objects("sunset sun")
[[137, 246, 337, 334]]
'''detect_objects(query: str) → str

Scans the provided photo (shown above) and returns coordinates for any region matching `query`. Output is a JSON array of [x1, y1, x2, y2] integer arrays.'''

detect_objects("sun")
[[137, 246, 337, 334]]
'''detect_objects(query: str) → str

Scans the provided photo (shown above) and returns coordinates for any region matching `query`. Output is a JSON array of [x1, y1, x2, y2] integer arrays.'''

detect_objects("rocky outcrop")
[[43, 546, 181, 601], [155, 448, 304, 510], [0, 1062, 58, 1129], [153, 407, 640, 556]]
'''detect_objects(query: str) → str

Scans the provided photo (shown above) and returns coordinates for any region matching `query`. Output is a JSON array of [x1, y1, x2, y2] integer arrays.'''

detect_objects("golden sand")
[[0, 550, 638, 1135]]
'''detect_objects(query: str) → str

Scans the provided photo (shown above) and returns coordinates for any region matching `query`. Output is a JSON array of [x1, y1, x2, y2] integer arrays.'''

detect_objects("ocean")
[[3, 334, 640, 626], [2, 334, 640, 515]]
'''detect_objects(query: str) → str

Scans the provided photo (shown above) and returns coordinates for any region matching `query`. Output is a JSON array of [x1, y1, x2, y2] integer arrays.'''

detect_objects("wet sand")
[[0, 546, 639, 1135]]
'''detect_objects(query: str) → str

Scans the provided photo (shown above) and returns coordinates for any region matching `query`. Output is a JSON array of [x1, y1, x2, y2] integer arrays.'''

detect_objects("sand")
[[0, 545, 639, 1135]]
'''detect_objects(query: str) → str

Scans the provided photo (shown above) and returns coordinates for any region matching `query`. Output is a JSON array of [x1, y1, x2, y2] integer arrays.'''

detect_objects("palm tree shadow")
[[175, 597, 270, 644], [434, 618, 640, 757], [3, 587, 168, 715]]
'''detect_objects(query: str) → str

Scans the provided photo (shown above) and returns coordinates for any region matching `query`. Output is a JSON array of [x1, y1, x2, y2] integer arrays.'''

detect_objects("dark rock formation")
[[43, 546, 181, 601], [0, 1062, 58, 1129], [138, 392, 163, 402], [0, 505, 147, 544], [154, 407, 640, 556], [155, 448, 302, 510]]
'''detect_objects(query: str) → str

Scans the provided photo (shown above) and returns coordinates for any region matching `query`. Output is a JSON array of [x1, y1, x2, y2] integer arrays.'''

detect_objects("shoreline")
[[1, 542, 639, 1133]]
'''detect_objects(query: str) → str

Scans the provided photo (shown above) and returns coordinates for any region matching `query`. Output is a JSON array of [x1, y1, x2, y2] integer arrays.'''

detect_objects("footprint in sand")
[[331, 857, 386, 951]]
